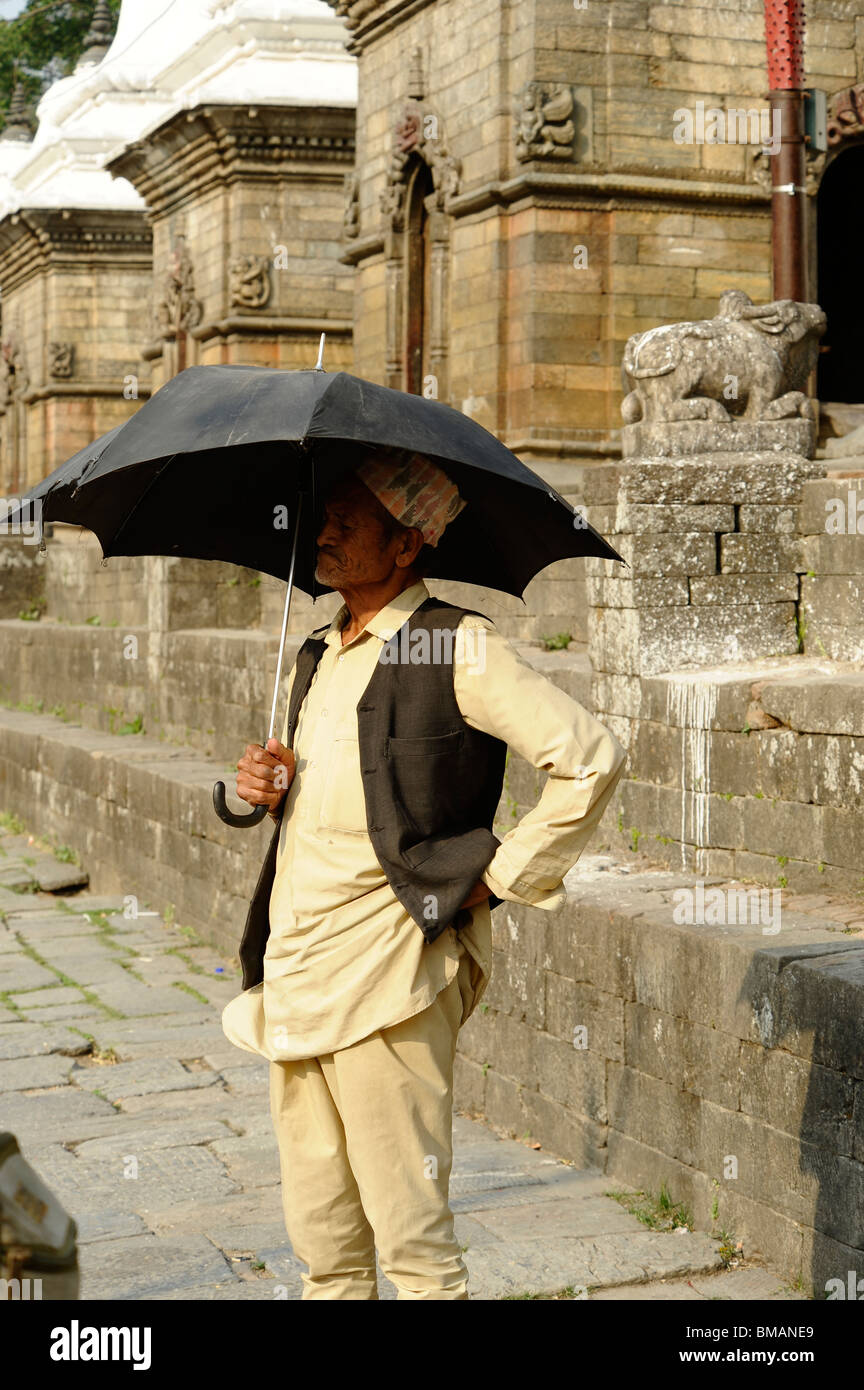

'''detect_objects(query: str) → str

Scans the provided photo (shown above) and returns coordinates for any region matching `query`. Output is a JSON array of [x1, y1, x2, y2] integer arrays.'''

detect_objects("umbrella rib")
[[101, 454, 178, 558]]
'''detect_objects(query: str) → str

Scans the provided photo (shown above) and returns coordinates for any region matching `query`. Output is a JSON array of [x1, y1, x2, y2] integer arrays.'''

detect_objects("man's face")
[[315, 474, 411, 590]]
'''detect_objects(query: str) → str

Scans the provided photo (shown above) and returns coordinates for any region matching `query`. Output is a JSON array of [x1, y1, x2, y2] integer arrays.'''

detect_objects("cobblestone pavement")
[[0, 824, 805, 1301]]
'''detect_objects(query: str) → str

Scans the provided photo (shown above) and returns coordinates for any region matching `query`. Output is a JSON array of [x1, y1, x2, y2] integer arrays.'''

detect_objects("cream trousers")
[[268, 954, 474, 1300]]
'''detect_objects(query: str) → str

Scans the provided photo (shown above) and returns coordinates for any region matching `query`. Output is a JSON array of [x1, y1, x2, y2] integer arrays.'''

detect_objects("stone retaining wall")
[[457, 861, 864, 1295]]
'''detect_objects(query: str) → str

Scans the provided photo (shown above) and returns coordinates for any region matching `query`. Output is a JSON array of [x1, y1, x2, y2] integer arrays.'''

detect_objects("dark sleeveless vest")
[[238, 597, 507, 988]]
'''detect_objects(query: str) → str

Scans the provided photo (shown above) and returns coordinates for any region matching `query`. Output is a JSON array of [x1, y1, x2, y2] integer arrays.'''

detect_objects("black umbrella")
[[17, 349, 622, 827]]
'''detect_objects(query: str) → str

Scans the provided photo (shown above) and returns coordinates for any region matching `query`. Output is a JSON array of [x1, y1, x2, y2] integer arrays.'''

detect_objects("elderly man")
[[222, 450, 625, 1301]]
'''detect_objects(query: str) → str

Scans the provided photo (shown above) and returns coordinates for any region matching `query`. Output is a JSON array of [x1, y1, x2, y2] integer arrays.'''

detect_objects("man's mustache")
[[316, 545, 345, 565]]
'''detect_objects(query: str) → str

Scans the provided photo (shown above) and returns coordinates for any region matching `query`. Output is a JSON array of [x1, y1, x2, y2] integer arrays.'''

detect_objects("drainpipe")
[[764, 0, 808, 300]]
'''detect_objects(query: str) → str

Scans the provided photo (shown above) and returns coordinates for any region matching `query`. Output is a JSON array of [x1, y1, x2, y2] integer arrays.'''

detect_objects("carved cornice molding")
[[21, 381, 152, 405], [434, 169, 769, 223], [0, 208, 152, 294], [108, 104, 356, 220], [188, 314, 352, 343], [325, 0, 434, 51]]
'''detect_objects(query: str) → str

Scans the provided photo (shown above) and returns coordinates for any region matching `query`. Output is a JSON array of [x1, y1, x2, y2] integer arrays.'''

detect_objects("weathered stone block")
[[737, 503, 799, 533], [720, 534, 804, 573], [689, 574, 799, 604], [586, 575, 690, 607], [624, 1002, 740, 1109], [615, 502, 735, 533], [620, 455, 823, 505]]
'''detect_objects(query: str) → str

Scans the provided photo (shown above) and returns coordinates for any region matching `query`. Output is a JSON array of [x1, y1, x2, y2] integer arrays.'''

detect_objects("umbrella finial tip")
[[314, 332, 326, 372]]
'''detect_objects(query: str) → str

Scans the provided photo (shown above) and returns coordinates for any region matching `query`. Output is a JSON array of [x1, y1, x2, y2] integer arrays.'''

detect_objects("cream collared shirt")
[[222, 580, 625, 1062]]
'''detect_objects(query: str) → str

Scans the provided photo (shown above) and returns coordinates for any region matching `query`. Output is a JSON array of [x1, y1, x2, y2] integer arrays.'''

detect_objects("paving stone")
[[254, 1246, 306, 1288], [74, 1209, 151, 1244], [57, 895, 130, 914], [29, 952, 136, 989], [469, 1193, 644, 1242], [16, 1003, 103, 1023], [0, 834, 41, 855], [589, 1278, 705, 1300], [589, 1265, 806, 1301], [202, 1046, 266, 1070], [9, 984, 87, 1008], [202, 1220, 288, 1255], [0, 957, 62, 991], [71, 1057, 220, 1101], [0, 1052, 76, 1091], [96, 935, 183, 957], [12, 916, 109, 941], [75, 1118, 236, 1160], [117, 1088, 262, 1122], [217, 1064, 269, 1096], [465, 1229, 722, 1299], [143, 1188, 284, 1238], [0, 866, 36, 890], [0, 927, 19, 953], [82, 1020, 228, 1061], [129, 961, 238, 1008], [30, 859, 89, 893], [687, 1266, 805, 1299], [453, 1213, 508, 1250], [0, 1022, 90, 1059], [39, 1144, 238, 1215], [208, 1133, 281, 1189], [147, 1279, 280, 1300], [89, 980, 212, 1017], [451, 1173, 622, 1215], [78, 1234, 234, 1299], [0, 886, 49, 913], [94, 923, 172, 943], [0, 1088, 120, 1146]]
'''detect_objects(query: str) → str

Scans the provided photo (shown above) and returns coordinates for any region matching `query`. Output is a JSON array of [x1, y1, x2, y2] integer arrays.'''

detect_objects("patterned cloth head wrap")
[[355, 451, 466, 548]]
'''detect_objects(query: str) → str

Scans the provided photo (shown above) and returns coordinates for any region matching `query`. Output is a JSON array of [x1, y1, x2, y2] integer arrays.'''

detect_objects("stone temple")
[[1, 0, 863, 1294]]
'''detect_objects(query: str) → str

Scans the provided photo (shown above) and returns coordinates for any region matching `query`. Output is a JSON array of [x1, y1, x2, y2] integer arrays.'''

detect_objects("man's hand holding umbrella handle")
[[236, 738, 296, 821]]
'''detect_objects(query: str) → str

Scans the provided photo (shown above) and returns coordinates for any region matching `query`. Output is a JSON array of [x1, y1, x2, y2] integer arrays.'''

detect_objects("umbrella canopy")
[[20, 365, 621, 600]]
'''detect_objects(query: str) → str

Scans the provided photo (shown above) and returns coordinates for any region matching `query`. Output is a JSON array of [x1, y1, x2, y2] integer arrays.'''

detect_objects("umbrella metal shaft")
[[267, 494, 303, 743]]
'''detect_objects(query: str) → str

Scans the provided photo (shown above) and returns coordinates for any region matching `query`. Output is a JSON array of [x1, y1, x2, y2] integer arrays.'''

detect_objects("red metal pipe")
[[764, 0, 808, 300]]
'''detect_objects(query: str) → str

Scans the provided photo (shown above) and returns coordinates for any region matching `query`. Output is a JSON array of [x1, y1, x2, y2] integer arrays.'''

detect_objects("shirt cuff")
[[480, 864, 567, 912]]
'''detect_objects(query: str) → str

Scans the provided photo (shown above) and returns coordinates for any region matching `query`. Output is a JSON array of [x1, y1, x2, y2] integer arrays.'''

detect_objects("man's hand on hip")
[[236, 738, 295, 815], [459, 878, 493, 911]]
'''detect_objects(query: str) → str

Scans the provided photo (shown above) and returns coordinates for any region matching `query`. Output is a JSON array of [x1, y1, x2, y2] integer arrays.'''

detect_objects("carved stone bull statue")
[[621, 291, 826, 425]]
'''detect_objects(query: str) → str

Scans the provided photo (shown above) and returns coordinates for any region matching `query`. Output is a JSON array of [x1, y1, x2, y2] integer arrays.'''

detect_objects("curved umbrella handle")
[[212, 780, 268, 828]]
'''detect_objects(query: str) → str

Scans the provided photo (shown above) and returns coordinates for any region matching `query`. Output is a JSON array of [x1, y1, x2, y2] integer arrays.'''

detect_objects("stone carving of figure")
[[48, 342, 75, 379], [155, 240, 203, 338], [516, 83, 576, 161], [228, 254, 271, 310], [343, 171, 360, 240], [0, 337, 28, 408]]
